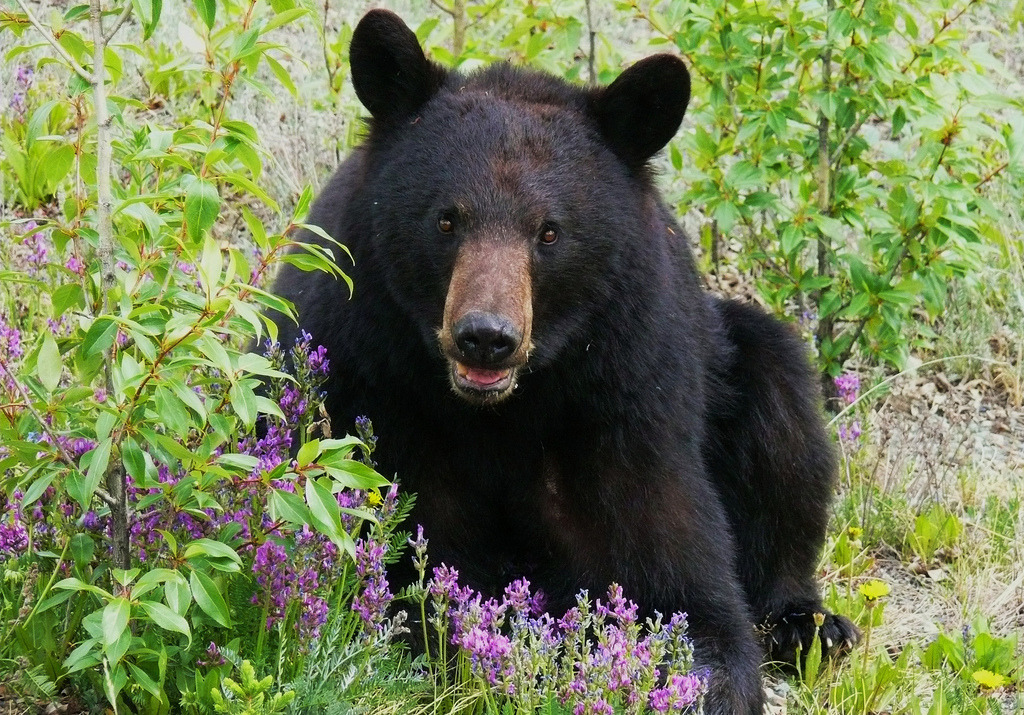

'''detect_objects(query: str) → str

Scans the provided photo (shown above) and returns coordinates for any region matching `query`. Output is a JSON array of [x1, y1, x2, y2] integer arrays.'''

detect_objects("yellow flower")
[[858, 579, 890, 601], [972, 669, 1008, 690], [847, 526, 863, 540], [365, 490, 382, 507]]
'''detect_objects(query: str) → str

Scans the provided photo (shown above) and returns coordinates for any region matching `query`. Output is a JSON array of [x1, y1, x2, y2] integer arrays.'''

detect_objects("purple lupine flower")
[[65, 255, 85, 275], [838, 420, 862, 442], [503, 577, 533, 614], [82, 511, 101, 531], [15, 64, 33, 86], [352, 538, 392, 632], [0, 517, 28, 554], [595, 582, 637, 624], [46, 317, 72, 337], [299, 594, 330, 642], [0, 316, 23, 362], [834, 373, 860, 405], [459, 624, 514, 687], [429, 563, 462, 600], [648, 673, 704, 711], [252, 540, 297, 628], [9, 64, 32, 117], [197, 641, 227, 668], [307, 344, 329, 376], [19, 222, 49, 274]]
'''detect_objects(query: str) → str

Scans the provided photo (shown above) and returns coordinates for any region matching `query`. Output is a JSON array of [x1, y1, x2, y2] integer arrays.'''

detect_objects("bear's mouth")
[[449, 361, 517, 403]]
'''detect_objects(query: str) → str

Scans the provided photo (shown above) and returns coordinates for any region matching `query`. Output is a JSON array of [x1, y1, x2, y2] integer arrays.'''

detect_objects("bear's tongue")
[[457, 363, 509, 386]]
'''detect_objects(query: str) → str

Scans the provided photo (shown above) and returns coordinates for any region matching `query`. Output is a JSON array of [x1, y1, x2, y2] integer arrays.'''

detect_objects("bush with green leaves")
[[0, 1, 400, 711], [620, 0, 1023, 387]]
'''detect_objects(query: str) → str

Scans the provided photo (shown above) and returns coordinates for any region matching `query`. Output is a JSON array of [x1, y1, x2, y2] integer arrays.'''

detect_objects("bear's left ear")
[[349, 9, 447, 124], [589, 55, 690, 168]]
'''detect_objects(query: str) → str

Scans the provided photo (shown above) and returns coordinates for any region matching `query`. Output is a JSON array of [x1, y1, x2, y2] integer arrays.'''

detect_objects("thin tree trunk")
[[89, 0, 130, 570]]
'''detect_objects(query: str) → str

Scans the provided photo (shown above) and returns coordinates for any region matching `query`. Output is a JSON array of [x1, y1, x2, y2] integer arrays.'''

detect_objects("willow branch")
[[14, 0, 92, 82], [104, 1, 134, 43]]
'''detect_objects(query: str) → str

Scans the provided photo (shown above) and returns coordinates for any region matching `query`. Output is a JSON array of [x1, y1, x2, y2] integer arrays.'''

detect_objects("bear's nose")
[[453, 311, 521, 366]]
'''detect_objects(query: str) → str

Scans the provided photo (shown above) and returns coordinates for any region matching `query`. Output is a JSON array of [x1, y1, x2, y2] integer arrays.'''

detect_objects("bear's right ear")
[[350, 9, 446, 124]]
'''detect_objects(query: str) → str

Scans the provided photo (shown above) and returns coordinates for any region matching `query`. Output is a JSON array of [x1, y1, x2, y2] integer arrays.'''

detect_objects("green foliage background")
[[0, 0, 1022, 713]]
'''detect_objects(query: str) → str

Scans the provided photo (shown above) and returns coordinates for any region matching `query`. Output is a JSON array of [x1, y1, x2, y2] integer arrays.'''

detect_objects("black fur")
[[271, 10, 856, 713]]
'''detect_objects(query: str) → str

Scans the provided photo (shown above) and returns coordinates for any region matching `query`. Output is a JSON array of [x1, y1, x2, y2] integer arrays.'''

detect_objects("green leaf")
[[22, 471, 56, 507], [189, 569, 231, 627], [71, 438, 111, 509], [296, 439, 319, 469], [262, 7, 307, 33], [37, 332, 62, 392], [229, 381, 257, 429], [26, 100, 58, 148], [52, 283, 85, 316], [230, 27, 260, 62], [892, 105, 907, 135], [265, 53, 297, 97], [270, 488, 311, 526], [321, 459, 390, 490], [154, 385, 190, 436], [254, 395, 286, 420], [126, 662, 163, 699], [55, 577, 111, 599], [724, 160, 764, 190], [83, 317, 118, 357], [184, 179, 220, 243], [102, 598, 131, 648], [183, 538, 242, 569], [140, 600, 192, 642], [132, 0, 163, 39], [70, 533, 95, 566], [803, 624, 823, 687], [165, 574, 191, 616], [121, 436, 146, 481], [103, 660, 128, 704], [217, 453, 259, 471], [293, 184, 314, 221], [44, 144, 75, 187], [192, 0, 216, 28], [64, 5, 90, 20], [199, 234, 222, 290], [306, 477, 345, 545]]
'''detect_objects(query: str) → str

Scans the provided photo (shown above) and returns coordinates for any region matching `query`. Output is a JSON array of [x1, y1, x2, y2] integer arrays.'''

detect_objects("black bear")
[[271, 9, 858, 712]]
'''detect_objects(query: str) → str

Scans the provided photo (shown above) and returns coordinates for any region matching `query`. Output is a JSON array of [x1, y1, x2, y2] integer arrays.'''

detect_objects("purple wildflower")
[[9, 64, 33, 117], [838, 420, 862, 442], [834, 373, 860, 405], [65, 255, 85, 275], [0, 517, 28, 555], [352, 538, 392, 633], [648, 673, 704, 712], [19, 222, 49, 275], [197, 641, 227, 668], [429, 563, 463, 601], [0, 316, 23, 361], [252, 540, 297, 628]]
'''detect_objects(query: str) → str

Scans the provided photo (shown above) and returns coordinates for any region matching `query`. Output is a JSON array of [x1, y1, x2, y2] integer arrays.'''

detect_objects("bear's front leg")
[[543, 455, 764, 714]]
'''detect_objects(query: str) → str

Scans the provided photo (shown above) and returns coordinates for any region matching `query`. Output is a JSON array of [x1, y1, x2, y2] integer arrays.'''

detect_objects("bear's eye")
[[437, 213, 455, 234], [539, 223, 559, 245]]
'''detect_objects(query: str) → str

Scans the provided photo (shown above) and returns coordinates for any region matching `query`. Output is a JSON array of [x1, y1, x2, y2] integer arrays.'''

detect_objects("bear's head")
[[349, 10, 690, 405]]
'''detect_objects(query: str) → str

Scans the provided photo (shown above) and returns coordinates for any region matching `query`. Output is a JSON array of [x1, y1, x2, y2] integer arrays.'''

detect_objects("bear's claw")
[[764, 609, 861, 667]]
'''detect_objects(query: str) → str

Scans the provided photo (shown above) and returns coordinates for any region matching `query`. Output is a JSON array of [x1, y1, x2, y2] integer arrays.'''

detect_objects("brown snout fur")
[[440, 239, 533, 365]]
